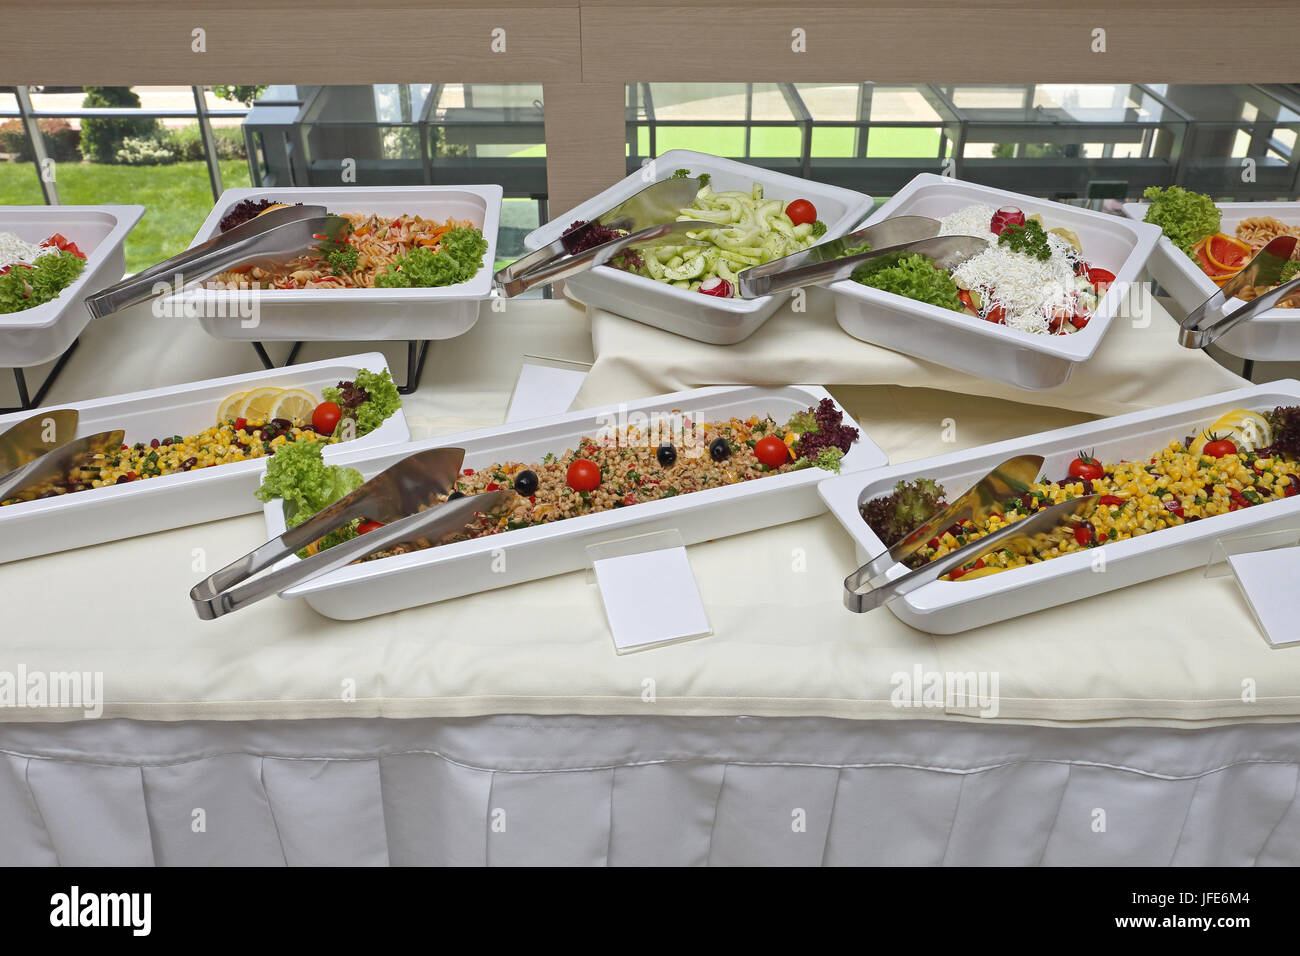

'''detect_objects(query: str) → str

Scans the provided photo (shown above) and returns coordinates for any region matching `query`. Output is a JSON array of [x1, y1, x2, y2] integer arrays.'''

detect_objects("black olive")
[[656, 442, 677, 467], [709, 437, 731, 462], [513, 469, 539, 496], [448, 491, 465, 500]]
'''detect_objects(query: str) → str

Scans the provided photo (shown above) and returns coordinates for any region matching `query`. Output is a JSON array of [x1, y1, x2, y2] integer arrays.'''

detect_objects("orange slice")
[[1205, 233, 1252, 273]]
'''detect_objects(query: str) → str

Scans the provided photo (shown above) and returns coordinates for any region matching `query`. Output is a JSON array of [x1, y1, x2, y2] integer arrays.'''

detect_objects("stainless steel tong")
[[0, 408, 78, 477], [0, 429, 125, 502], [844, 493, 1100, 613], [738, 224, 990, 299], [1178, 235, 1300, 349], [494, 176, 707, 297], [85, 203, 347, 319], [736, 215, 942, 298], [853, 455, 1045, 585], [190, 447, 513, 619]]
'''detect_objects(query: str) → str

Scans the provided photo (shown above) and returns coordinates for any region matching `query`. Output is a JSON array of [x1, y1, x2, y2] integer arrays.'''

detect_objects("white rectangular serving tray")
[[0, 204, 144, 367], [259, 385, 888, 620], [818, 380, 1300, 634], [832, 173, 1162, 390], [0, 352, 410, 563], [1122, 201, 1300, 360], [172, 185, 502, 342], [523, 150, 875, 345]]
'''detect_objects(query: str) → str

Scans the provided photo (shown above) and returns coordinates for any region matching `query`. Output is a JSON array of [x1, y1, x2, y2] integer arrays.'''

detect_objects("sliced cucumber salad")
[[620, 181, 825, 298]]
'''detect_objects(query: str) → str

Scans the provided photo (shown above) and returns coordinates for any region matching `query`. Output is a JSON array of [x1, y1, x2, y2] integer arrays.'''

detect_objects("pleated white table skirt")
[[1, 716, 1297, 866]]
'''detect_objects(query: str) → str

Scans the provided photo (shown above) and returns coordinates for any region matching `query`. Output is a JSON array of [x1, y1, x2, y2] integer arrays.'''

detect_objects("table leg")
[[251, 341, 304, 370], [1, 338, 81, 413]]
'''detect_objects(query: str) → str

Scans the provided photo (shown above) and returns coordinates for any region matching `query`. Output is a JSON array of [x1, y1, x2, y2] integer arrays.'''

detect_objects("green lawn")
[[0, 159, 251, 273], [633, 126, 942, 160]]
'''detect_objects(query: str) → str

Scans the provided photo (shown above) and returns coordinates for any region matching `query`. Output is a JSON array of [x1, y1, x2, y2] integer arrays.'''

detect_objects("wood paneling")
[[540, 83, 628, 215], [0, 4, 582, 84], [2, 0, 1296, 219]]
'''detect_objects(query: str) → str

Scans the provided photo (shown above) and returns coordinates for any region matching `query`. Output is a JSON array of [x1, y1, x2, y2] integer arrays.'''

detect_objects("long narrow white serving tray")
[[832, 174, 1161, 390], [1122, 201, 1300, 360], [260, 385, 887, 620], [0, 352, 410, 563], [524, 150, 875, 345], [0, 205, 144, 367], [819, 380, 1300, 634], [173, 185, 502, 342]]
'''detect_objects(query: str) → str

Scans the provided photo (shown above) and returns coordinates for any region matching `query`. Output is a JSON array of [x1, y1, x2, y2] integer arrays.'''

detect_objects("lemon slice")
[[1190, 408, 1273, 455], [217, 390, 247, 422], [237, 386, 285, 423], [267, 388, 318, 425]]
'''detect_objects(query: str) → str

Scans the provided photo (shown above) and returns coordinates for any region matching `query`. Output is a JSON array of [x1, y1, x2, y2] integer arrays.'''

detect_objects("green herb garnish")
[[997, 219, 1052, 262]]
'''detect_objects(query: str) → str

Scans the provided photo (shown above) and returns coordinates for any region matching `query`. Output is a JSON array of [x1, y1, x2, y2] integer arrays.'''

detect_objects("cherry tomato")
[[357, 519, 384, 534], [1069, 311, 1090, 330], [957, 290, 976, 314], [948, 566, 967, 580], [312, 401, 342, 434], [1099, 494, 1125, 507], [1203, 437, 1237, 459], [233, 417, 248, 432], [566, 458, 601, 492], [754, 434, 790, 468], [698, 277, 733, 297], [984, 305, 1006, 324], [1068, 451, 1105, 481], [785, 199, 817, 226], [1073, 524, 1093, 547]]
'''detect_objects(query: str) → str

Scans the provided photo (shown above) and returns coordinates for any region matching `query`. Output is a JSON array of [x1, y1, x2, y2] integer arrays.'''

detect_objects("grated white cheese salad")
[[0, 231, 51, 272], [935, 204, 1109, 335]]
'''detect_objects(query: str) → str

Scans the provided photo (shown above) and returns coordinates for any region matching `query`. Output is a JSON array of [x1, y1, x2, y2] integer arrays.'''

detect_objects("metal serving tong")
[[495, 221, 716, 297], [845, 493, 1100, 613], [738, 222, 989, 300], [0, 430, 125, 502], [190, 447, 513, 620], [0, 408, 78, 477], [853, 455, 1045, 586], [85, 203, 347, 319], [1178, 235, 1300, 349], [737, 215, 940, 298], [494, 176, 706, 297]]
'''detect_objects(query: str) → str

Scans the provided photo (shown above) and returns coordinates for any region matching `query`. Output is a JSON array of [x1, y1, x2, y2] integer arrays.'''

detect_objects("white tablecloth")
[[3, 716, 1297, 866], [4, 294, 1300, 865]]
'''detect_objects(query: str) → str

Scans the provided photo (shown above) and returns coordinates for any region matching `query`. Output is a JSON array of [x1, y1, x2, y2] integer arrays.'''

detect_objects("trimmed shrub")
[[167, 123, 246, 161], [80, 87, 159, 163], [115, 135, 180, 166], [0, 118, 81, 162]]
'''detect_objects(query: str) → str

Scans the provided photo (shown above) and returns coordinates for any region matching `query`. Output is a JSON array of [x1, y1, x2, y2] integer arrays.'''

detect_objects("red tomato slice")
[[1085, 267, 1115, 287]]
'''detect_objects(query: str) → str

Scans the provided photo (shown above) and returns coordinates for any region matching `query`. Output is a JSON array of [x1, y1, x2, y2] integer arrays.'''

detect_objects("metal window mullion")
[[192, 86, 224, 201], [14, 86, 58, 205], [779, 82, 813, 178]]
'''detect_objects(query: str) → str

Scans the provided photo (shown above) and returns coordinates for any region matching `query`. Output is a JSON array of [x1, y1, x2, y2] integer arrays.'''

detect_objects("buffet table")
[[3, 291, 1298, 866]]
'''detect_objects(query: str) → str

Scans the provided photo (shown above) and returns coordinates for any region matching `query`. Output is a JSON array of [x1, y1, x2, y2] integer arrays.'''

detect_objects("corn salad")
[[915, 441, 1300, 581], [2, 419, 335, 505]]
